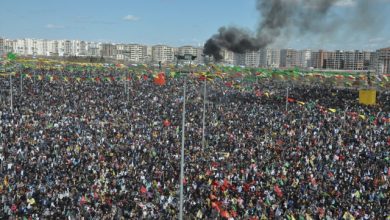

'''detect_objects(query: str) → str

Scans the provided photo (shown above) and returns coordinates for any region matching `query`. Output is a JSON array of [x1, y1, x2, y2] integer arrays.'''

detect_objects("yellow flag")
[[359, 115, 366, 120], [297, 101, 305, 105], [4, 175, 8, 187], [328, 108, 337, 113]]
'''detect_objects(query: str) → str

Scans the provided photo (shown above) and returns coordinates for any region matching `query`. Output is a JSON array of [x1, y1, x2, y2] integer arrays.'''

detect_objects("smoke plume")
[[203, 0, 356, 61]]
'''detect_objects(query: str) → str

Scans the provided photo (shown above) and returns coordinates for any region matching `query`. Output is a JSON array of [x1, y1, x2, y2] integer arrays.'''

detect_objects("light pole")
[[178, 54, 196, 220], [10, 70, 13, 114], [285, 87, 289, 112], [178, 74, 186, 220], [201, 67, 209, 149]]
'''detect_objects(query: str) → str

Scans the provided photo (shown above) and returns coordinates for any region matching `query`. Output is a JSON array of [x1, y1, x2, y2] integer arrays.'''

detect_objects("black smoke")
[[203, 0, 346, 61]]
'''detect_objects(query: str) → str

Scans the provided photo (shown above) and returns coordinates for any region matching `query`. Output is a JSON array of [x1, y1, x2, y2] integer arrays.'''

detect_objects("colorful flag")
[[287, 98, 296, 103], [274, 184, 283, 197], [140, 186, 147, 194], [154, 72, 166, 85], [7, 52, 16, 60]]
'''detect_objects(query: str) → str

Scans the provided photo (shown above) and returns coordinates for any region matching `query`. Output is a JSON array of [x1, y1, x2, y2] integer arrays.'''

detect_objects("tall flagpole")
[[285, 87, 289, 112], [20, 66, 23, 95], [179, 70, 186, 220], [201, 76, 207, 149], [10, 71, 13, 114]]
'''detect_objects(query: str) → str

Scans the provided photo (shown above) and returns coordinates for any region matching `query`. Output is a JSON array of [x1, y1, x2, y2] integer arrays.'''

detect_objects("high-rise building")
[[315, 50, 372, 70], [280, 49, 298, 68], [87, 42, 101, 57], [297, 49, 311, 68], [116, 44, 148, 63], [310, 50, 328, 69], [101, 43, 116, 58], [375, 47, 390, 74], [220, 49, 234, 65], [259, 49, 281, 68], [0, 37, 5, 55], [177, 46, 203, 64], [234, 53, 246, 66], [244, 50, 260, 67], [152, 45, 175, 63]]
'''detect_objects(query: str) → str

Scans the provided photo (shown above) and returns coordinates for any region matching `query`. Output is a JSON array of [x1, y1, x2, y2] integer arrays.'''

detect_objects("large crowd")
[[0, 68, 389, 219]]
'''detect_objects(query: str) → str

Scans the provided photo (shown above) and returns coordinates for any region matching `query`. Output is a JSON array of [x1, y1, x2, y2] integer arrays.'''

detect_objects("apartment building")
[[177, 45, 203, 64], [259, 48, 281, 68], [280, 49, 298, 68], [297, 49, 311, 68], [0, 38, 5, 55], [375, 47, 390, 74], [152, 45, 175, 63], [101, 43, 116, 58], [115, 44, 148, 62]]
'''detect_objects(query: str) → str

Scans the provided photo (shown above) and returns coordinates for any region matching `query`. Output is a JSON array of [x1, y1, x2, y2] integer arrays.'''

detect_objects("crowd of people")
[[0, 68, 389, 219]]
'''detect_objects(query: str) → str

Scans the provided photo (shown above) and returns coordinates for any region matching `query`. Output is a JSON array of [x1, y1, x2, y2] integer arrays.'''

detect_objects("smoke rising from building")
[[203, 0, 371, 61]]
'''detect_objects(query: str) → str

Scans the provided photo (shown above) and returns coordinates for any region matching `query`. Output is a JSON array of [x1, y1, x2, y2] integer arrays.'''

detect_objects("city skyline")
[[1, 0, 390, 51], [3, 36, 389, 74]]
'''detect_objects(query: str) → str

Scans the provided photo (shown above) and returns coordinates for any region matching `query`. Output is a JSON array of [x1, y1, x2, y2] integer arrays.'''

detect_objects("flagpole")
[[10, 71, 13, 114], [285, 87, 289, 112], [127, 71, 130, 103], [179, 70, 186, 220], [201, 73, 207, 149], [20, 66, 23, 95]]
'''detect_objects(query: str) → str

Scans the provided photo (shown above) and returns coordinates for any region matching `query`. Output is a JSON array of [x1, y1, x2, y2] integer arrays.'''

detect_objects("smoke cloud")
[[203, 0, 365, 61]]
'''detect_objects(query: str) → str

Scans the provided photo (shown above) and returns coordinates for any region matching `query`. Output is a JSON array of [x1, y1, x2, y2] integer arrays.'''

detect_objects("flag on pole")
[[7, 52, 16, 61]]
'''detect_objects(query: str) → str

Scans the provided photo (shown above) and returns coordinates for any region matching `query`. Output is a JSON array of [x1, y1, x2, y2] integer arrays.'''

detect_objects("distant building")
[[87, 42, 101, 57], [297, 49, 311, 68], [101, 43, 116, 58], [233, 53, 246, 66], [0, 37, 5, 55], [152, 45, 175, 63], [0, 36, 384, 68], [312, 50, 373, 70], [310, 50, 328, 69], [280, 49, 298, 68], [244, 50, 260, 67], [116, 44, 148, 63], [178, 45, 203, 64], [259, 48, 281, 68], [375, 47, 390, 74]]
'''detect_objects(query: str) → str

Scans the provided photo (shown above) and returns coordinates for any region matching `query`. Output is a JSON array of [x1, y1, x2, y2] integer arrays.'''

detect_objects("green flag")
[[7, 52, 16, 60]]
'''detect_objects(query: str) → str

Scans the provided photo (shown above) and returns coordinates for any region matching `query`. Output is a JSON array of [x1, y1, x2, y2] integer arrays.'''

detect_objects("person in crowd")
[[0, 67, 389, 219]]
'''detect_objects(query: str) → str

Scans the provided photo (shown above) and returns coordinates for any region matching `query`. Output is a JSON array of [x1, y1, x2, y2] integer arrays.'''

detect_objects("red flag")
[[221, 179, 231, 191], [211, 201, 221, 212], [154, 72, 166, 85], [220, 210, 230, 219], [287, 98, 296, 103], [80, 195, 86, 205], [199, 75, 207, 81], [274, 184, 283, 197], [140, 186, 147, 194], [225, 82, 233, 87]]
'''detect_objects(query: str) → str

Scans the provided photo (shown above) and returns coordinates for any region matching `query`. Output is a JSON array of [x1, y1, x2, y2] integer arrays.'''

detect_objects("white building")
[[297, 49, 311, 68], [260, 48, 281, 68], [152, 45, 175, 63]]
